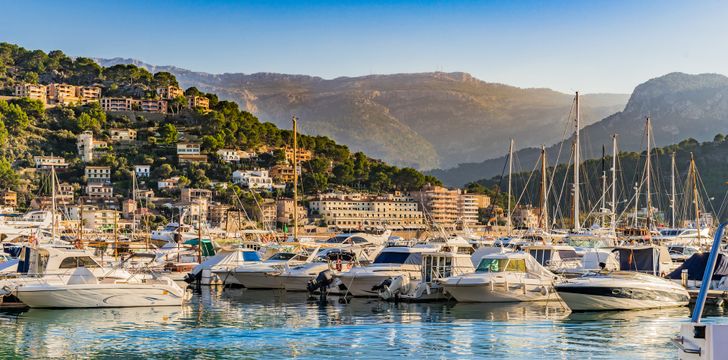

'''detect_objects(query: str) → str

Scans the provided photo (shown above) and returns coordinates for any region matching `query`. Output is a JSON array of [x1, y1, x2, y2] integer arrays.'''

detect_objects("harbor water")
[[0, 287, 726, 359]]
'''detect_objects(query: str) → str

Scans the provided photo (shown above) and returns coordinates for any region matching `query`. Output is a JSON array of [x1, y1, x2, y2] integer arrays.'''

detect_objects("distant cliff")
[[429, 72, 728, 186], [96, 58, 628, 170]]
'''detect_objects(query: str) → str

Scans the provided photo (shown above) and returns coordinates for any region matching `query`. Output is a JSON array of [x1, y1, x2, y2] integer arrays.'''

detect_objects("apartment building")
[[76, 86, 102, 102], [14, 83, 47, 102], [85, 183, 114, 199], [187, 95, 210, 111], [254, 199, 277, 227], [0, 190, 17, 208], [458, 193, 491, 225], [109, 128, 137, 142], [156, 86, 184, 100], [177, 143, 201, 155], [232, 169, 274, 190], [33, 156, 68, 169], [284, 147, 313, 163], [85, 166, 111, 184], [136, 99, 167, 113], [58, 182, 75, 204], [410, 185, 460, 227], [181, 188, 212, 203], [101, 97, 134, 112], [81, 208, 119, 231], [269, 165, 299, 183], [309, 192, 425, 229]]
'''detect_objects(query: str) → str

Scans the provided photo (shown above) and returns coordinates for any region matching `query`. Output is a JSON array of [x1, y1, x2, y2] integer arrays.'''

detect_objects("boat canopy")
[[183, 239, 215, 256], [667, 252, 728, 281], [475, 252, 555, 280], [613, 246, 672, 276]]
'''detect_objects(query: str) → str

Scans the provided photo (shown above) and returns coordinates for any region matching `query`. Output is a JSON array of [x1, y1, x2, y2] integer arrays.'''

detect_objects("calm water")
[[0, 287, 727, 359]]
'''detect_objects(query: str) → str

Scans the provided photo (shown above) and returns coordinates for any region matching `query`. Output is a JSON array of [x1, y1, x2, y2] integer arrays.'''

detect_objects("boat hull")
[[231, 272, 284, 289], [555, 285, 689, 311], [337, 274, 392, 297], [16, 285, 185, 308], [281, 275, 314, 292], [442, 281, 556, 303]]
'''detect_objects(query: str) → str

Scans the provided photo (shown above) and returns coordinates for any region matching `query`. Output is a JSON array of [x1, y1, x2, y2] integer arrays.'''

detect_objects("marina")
[[0, 288, 726, 359]]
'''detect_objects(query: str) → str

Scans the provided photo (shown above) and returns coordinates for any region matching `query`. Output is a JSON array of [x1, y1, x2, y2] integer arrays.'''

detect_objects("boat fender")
[[540, 286, 548, 296]]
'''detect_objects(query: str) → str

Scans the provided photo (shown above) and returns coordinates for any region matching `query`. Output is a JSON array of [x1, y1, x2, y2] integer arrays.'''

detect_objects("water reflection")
[[0, 287, 724, 358]]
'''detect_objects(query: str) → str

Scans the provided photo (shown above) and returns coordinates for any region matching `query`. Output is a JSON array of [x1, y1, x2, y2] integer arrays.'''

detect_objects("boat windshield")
[[267, 253, 297, 261], [373, 252, 420, 264], [242, 251, 262, 261], [325, 235, 350, 244], [476, 258, 526, 273]]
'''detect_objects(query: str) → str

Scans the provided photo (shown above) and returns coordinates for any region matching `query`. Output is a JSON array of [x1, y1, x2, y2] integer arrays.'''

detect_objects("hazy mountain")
[[429, 72, 728, 186], [96, 57, 627, 170]]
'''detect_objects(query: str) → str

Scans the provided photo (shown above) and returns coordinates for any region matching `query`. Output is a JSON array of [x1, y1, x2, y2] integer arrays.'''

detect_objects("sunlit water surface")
[[0, 287, 727, 359]]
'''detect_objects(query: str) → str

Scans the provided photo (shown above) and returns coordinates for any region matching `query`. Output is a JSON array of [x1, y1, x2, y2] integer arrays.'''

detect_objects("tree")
[[0, 157, 18, 189], [76, 113, 101, 133], [332, 163, 354, 185], [714, 133, 725, 143], [152, 72, 179, 88], [169, 96, 187, 115], [1, 103, 30, 133], [159, 123, 178, 144], [393, 167, 425, 191], [0, 116, 8, 145]]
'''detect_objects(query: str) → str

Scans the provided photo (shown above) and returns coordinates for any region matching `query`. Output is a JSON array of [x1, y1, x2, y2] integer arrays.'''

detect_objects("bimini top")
[[372, 246, 438, 265], [474, 252, 555, 280], [612, 245, 672, 276]]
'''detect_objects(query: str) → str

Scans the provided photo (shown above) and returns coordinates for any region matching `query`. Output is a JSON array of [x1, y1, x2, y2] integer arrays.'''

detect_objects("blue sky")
[[2, 0, 727, 93]]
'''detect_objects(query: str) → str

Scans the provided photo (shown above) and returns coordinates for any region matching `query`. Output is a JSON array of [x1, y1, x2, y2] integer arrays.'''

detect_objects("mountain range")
[[430, 72, 728, 186], [95, 57, 627, 170]]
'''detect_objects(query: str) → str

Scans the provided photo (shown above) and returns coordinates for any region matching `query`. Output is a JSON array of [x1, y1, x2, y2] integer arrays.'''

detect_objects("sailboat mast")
[[292, 116, 299, 241], [51, 164, 57, 242], [601, 145, 606, 227], [611, 134, 618, 231], [132, 170, 137, 242], [197, 203, 202, 264], [645, 117, 652, 231], [690, 153, 702, 245], [573, 92, 581, 231], [671, 152, 676, 228], [507, 138, 513, 235], [539, 145, 548, 230]]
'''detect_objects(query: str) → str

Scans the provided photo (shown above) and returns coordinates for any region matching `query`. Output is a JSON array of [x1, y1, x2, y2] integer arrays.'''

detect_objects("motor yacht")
[[439, 252, 559, 303], [14, 267, 187, 308], [279, 248, 360, 292], [187, 248, 263, 286], [555, 271, 689, 311], [228, 251, 312, 289], [336, 246, 440, 297], [378, 251, 475, 302], [653, 227, 711, 246]]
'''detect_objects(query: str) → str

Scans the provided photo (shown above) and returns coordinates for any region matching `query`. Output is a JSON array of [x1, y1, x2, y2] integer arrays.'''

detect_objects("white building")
[[85, 183, 114, 199], [216, 149, 253, 162], [177, 143, 201, 155], [309, 192, 426, 229], [33, 156, 68, 169], [158, 177, 180, 190], [232, 169, 273, 190], [134, 165, 151, 178], [109, 128, 137, 142], [76, 131, 107, 162], [85, 166, 111, 184]]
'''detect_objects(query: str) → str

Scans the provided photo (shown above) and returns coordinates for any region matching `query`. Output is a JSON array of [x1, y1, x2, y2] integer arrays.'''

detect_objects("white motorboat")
[[378, 251, 475, 302], [555, 271, 689, 311], [337, 246, 440, 297], [188, 248, 263, 286], [228, 252, 311, 289], [654, 227, 711, 246], [151, 222, 198, 243], [525, 244, 582, 273], [279, 248, 360, 292], [14, 267, 187, 308], [439, 252, 559, 303]]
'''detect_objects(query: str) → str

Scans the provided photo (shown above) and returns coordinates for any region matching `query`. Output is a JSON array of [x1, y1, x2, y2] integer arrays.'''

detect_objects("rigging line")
[[512, 152, 542, 216]]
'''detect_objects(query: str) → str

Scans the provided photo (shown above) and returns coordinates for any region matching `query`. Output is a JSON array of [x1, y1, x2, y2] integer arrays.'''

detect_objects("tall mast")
[[601, 145, 606, 227], [51, 164, 57, 243], [131, 169, 137, 242], [539, 145, 548, 230], [671, 152, 676, 228], [507, 138, 513, 235], [690, 153, 702, 245], [645, 117, 652, 231], [573, 92, 581, 231], [197, 203, 202, 264], [611, 134, 618, 231], [292, 116, 299, 241]]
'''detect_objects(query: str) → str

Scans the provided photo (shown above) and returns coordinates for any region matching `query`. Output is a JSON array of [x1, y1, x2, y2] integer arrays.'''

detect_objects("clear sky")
[[2, 0, 727, 94]]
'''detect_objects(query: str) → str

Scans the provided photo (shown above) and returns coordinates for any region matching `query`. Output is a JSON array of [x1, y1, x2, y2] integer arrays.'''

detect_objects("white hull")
[[443, 282, 556, 303], [232, 271, 283, 289], [337, 274, 394, 297], [557, 291, 687, 311], [281, 275, 314, 292], [16, 284, 185, 308]]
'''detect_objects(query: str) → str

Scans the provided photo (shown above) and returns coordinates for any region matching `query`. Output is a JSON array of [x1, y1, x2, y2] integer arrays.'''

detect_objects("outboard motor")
[[377, 275, 408, 301], [371, 278, 392, 292], [307, 270, 335, 302]]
